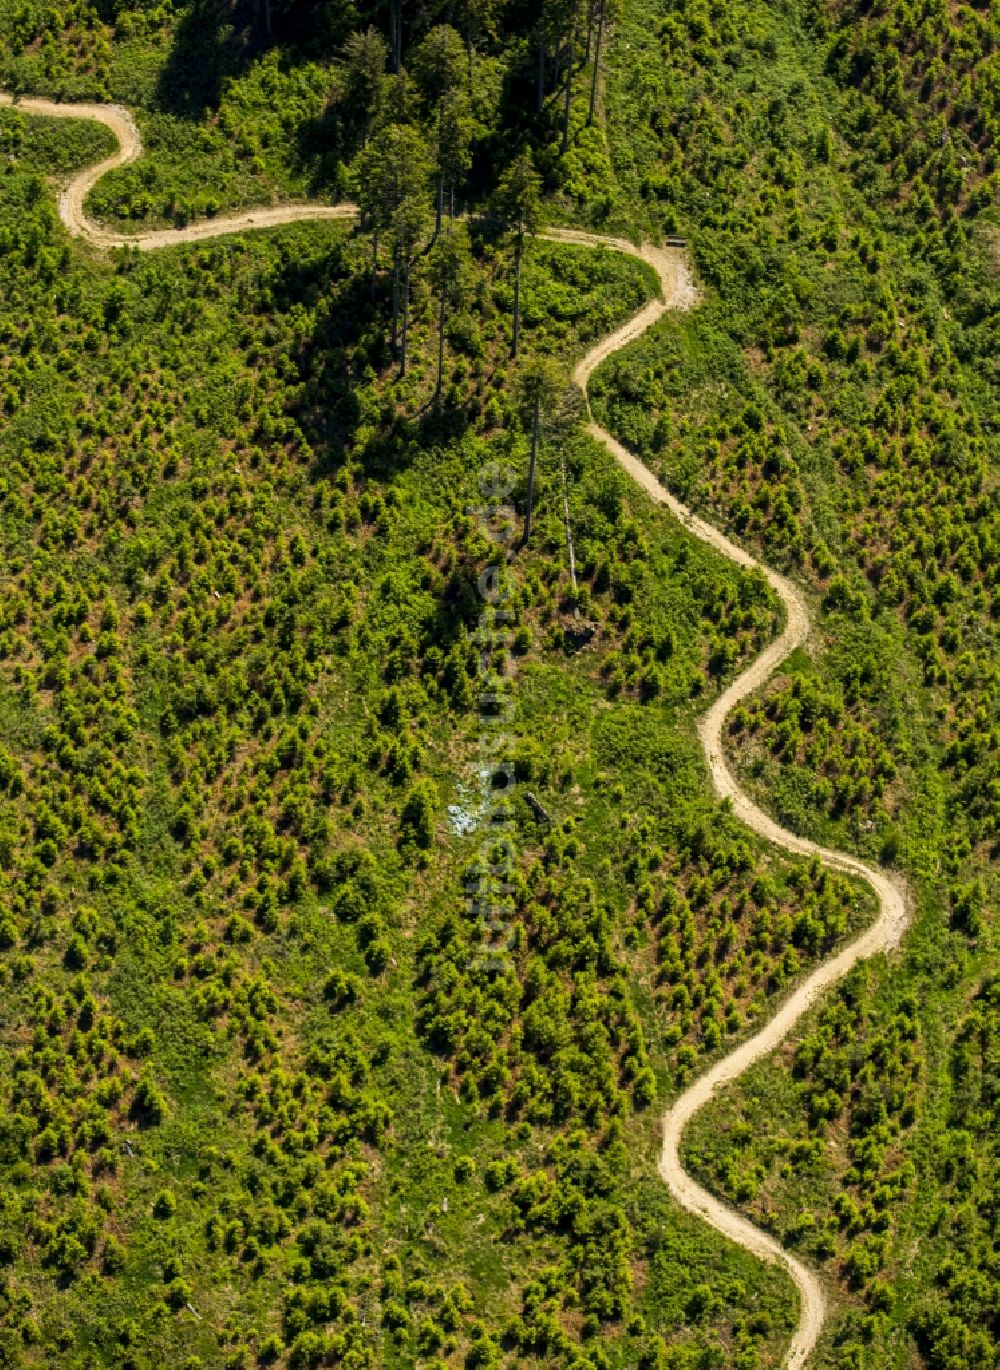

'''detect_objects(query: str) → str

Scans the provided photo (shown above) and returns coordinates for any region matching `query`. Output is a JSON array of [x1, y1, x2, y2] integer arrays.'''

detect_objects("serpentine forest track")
[[0, 92, 357, 249], [4, 90, 911, 1370]]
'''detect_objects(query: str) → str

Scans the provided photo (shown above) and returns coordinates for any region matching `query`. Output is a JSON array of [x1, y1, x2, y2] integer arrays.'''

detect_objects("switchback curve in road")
[[0, 92, 357, 250], [3, 92, 911, 1369], [547, 227, 909, 1370]]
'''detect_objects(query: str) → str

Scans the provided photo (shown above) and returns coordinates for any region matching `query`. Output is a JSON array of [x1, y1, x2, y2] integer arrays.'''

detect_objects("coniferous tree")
[[357, 123, 430, 343], [430, 224, 471, 402], [392, 190, 429, 376], [558, 0, 585, 154], [413, 26, 473, 236], [341, 26, 389, 148], [588, 0, 619, 126], [514, 357, 565, 548], [494, 149, 542, 359]]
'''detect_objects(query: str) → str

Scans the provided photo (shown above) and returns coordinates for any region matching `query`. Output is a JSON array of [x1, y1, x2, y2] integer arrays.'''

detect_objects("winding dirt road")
[[0, 92, 356, 250], [551, 229, 909, 1369], [4, 92, 910, 1368]]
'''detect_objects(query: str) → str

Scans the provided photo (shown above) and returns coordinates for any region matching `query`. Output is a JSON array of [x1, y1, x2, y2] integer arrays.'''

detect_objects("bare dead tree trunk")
[[561, 31, 575, 154], [436, 285, 447, 402], [389, 0, 402, 73], [588, 0, 605, 126], [391, 246, 400, 355], [400, 258, 411, 377], [512, 232, 522, 358], [536, 33, 546, 114], [371, 230, 379, 299], [560, 452, 578, 594], [521, 401, 540, 547]]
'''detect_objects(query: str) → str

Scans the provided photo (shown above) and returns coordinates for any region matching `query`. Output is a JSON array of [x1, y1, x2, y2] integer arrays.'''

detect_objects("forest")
[[0, 0, 998, 1368]]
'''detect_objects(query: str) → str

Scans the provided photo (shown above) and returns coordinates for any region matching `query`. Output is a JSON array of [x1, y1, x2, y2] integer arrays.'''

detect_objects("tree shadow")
[[153, 0, 358, 118], [265, 246, 378, 464], [153, 0, 264, 117], [265, 235, 476, 488], [290, 102, 350, 198]]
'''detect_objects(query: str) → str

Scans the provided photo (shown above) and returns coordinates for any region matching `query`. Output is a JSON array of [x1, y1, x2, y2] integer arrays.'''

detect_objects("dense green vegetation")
[[2, 0, 999, 1366], [0, 89, 875, 1370], [590, 0, 1000, 1365], [0, 107, 115, 171]]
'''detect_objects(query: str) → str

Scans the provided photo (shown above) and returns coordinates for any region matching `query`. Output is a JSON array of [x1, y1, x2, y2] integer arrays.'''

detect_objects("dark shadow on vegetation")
[[291, 102, 350, 197], [267, 247, 378, 463], [266, 234, 476, 487], [153, 0, 360, 117], [154, 0, 264, 116]]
